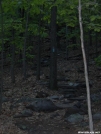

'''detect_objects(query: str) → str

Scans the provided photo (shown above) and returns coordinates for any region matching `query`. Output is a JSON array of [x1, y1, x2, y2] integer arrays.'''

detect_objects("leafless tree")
[[78, 0, 94, 133]]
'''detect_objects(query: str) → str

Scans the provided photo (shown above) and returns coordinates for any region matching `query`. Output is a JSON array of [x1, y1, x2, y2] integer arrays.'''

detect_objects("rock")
[[91, 94, 101, 101], [68, 82, 79, 87], [93, 113, 101, 120], [14, 109, 33, 118], [67, 81, 92, 89], [55, 100, 83, 111], [10, 97, 46, 109], [48, 95, 60, 100], [64, 106, 80, 117], [26, 98, 59, 112], [65, 114, 84, 123], [14, 97, 36, 103], [21, 109, 33, 116], [59, 95, 64, 100], [62, 99, 71, 104]]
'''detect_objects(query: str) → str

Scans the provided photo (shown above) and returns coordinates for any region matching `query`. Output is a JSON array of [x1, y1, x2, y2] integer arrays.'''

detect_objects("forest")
[[0, 0, 101, 134]]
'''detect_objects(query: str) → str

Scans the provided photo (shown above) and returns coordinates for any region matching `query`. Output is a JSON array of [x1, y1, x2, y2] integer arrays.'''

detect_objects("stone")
[[59, 95, 64, 100], [91, 94, 101, 101], [48, 95, 60, 100], [68, 82, 79, 87], [68, 81, 92, 88], [10, 97, 44, 109], [26, 98, 59, 112], [93, 113, 101, 120], [65, 113, 84, 123], [14, 109, 33, 118], [64, 106, 80, 117], [62, 99, 71, 104]]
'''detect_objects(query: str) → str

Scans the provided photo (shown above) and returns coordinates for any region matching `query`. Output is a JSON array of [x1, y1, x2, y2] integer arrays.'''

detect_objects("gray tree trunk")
[[78, 0, 93, 132]]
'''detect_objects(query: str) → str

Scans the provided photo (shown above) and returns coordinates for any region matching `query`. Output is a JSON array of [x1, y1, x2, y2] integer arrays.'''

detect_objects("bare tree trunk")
[[66, 25, 69, 59], [36, 7, 42, 80], [0, 0, 4, 114], [11, 28, 15, 83], [50, 5, 57, 90], [78, 0, 93, 133], [95, 32, 98, 57], [23, 3, 29, 80]]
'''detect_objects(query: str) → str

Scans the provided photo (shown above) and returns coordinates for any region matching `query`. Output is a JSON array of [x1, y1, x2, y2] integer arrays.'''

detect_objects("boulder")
[[26, 98, 59, 112], [65, 113, 84, 123], [64, 106, 80, 117]]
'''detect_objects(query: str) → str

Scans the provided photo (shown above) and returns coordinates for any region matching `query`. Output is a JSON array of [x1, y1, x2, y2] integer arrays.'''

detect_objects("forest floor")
[[0, 45, 101, 134]]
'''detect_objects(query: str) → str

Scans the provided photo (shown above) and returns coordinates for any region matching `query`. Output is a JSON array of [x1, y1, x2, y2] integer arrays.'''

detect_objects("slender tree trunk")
[[11, 28, 15, 83], [95, 32, 98, 57], [89, 30, 92, 46], [50, 5, 57, 90], [78, 0, 93, 133], [66, 25, 68, 59], [0, 0, 4, 114], [23, 5, 29, 80], [36, 8, 42, 80]]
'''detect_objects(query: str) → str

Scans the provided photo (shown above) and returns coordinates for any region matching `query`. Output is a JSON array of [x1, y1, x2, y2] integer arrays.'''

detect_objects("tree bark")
[[11, 28, 15, 83], [0, 0, 4, 114], [66, 25, 69, 59], [95, 32, 98, 57], [23, 3, 29, 80], [36, 7, 42, 80], [78, 0, 93, 132], [50, 5, 57, 90]]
